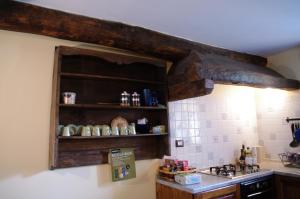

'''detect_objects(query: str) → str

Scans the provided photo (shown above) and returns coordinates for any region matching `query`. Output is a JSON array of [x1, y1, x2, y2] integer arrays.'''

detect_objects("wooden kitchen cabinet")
[[156, 183, 240, 199], [275, 175, 300, 199]]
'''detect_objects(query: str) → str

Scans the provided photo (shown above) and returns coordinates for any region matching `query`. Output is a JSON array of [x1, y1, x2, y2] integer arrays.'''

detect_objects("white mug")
[[62, 126, 71, 137], [102, 125, 111, 136], [62, 92, 76, 104], [120, 126, 128, 136], [81, 126, 91, 136], [111, 126, 119, 136], [62, 125, 76, 136], [92, 126, 101, 136], [128, 124, 136, 135]]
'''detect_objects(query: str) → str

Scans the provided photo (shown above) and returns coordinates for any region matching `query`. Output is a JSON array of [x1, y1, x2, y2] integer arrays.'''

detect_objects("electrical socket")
[[175, 139, 184, 147]]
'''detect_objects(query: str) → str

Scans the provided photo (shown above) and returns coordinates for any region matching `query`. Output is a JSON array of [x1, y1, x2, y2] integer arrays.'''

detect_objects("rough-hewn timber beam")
[[168, 50, 300, 99], [0, 1, 266, 65], [168, 79, 214, 101]]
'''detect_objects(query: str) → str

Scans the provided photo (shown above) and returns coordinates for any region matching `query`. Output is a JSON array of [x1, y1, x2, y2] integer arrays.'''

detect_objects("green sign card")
[[109, 148, 136, 182]]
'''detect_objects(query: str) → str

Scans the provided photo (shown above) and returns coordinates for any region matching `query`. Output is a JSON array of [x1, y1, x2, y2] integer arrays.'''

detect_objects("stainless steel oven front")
[[240, 176, 274, 199]]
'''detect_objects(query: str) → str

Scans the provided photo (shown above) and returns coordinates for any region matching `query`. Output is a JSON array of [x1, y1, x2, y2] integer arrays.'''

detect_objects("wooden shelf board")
[[58, 133, 168, 139], [60, 72, 165, 85], [59, 103, 167, 110]]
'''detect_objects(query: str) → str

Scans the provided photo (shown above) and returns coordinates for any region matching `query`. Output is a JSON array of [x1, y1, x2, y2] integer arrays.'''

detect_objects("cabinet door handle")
[[247, 188, 272, 198]]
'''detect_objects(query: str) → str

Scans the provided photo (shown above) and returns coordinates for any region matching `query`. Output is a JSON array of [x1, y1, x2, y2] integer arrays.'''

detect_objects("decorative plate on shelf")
[[111, 116, 128, 128]]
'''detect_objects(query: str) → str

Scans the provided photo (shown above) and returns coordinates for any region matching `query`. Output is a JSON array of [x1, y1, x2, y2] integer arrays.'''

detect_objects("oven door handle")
[[247, 188, 272, 198]]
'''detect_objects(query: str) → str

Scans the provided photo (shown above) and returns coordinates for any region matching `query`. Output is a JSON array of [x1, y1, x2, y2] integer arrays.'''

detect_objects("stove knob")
[[256, 183, 260, 189]]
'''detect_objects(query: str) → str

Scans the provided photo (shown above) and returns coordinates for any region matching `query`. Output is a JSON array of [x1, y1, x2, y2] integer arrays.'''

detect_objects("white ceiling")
[[18, 0, 300, 56]]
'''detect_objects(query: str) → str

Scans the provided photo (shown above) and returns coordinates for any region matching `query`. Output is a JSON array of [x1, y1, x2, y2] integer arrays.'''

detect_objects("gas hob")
[[199, 164, 266, 179]]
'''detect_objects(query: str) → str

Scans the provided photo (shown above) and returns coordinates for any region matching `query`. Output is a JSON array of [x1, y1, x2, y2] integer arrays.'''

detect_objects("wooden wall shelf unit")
[[49, 46, 170, 169]]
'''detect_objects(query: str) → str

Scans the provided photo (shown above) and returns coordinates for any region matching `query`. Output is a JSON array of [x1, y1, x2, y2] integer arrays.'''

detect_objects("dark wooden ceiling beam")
[[0, 1, 267, 65], [168, 51, 300, 100], [168, 79, 214, 101]]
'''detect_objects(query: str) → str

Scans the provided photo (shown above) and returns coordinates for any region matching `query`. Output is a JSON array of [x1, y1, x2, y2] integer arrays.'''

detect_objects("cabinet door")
[[156, 183, 193, 199], [275, 175, 300, 199], [195, 185, 240, 199]]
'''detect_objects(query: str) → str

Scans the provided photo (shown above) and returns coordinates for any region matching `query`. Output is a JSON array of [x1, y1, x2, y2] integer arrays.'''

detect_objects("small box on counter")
[[158, 156, 196, 182], [175, 173, 202, 185], [177, 160, 189, 171]]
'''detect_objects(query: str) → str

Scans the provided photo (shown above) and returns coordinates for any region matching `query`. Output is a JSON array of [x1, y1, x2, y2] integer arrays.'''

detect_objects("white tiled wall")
[[168, 84, 300, 167], [168, 84, 259, 169], [255, 89, 300, 160], [256, 47, 300, 160]]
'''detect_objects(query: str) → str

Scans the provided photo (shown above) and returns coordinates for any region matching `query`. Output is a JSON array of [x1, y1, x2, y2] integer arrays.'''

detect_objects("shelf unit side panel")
[[49, 47, 62, 169]]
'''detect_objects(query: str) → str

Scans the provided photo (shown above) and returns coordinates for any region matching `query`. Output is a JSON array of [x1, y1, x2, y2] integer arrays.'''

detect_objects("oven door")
[[240, 176, 274, 199]]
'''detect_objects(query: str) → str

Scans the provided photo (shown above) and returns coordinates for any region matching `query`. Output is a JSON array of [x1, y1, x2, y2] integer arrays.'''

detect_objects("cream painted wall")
[[268, 46, 300, 80], [0, 30, 160, 199]]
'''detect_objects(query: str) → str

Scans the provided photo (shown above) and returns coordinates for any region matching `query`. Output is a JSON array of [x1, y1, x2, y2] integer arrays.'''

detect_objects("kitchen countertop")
[[156, 161, 300, 194], [261, 160, 300, 177]]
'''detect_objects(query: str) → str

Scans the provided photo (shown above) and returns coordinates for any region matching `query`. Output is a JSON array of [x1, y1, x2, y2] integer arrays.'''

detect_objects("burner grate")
[[200, 163, 263, 179], [209, 164, 236, 177]]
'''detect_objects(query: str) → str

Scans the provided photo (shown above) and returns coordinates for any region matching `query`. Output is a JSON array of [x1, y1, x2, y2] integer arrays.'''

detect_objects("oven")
[[240, 176, 274, 199]]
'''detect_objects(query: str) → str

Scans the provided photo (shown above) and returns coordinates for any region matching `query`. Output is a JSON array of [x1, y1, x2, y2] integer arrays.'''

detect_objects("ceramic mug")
[[62, 92, 76, 104], [120, 126, 128, 136], [62, 126, 71, 137], [62, 124, 76, 137], [111, 126, 119, 136], [152, 125, 166, 134], [128, 123, 136, 135], [102, 125, 111, 136], [92, 126, 101, 136], [81, 126, 92, 136], [62, 124, 76, 136], [72, 125, 83, 136]]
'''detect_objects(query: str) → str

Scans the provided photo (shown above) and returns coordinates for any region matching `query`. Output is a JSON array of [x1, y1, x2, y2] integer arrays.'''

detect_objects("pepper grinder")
[[132, 92, 140, 106], [120, 91, 130, 106]]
